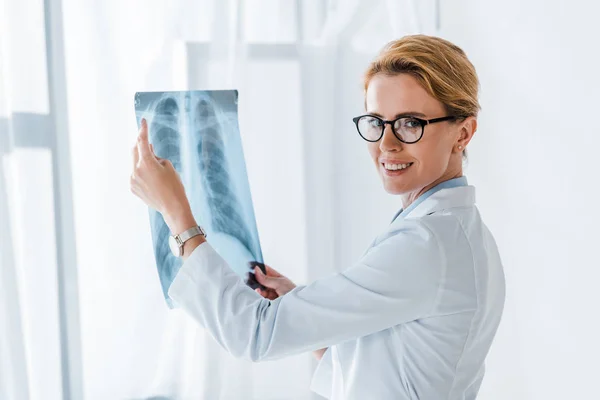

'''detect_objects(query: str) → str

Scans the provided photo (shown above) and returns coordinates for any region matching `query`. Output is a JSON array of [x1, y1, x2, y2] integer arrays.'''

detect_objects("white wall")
[[334, 1, 600, 399]]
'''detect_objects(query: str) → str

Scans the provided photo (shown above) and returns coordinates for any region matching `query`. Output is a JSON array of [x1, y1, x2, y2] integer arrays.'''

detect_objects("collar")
[[390, 176, 474, 223]]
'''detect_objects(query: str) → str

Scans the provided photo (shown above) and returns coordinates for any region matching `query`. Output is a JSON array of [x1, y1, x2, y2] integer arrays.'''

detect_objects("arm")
[[167, 220, 446, 362]]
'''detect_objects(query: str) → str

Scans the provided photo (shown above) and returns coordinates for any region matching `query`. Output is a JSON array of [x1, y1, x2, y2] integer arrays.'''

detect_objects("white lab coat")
[[168, 180, 506, 399]]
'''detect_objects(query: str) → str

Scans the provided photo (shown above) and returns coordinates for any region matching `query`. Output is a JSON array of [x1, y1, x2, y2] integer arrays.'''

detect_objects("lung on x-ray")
[[134, 90, 266, 308]]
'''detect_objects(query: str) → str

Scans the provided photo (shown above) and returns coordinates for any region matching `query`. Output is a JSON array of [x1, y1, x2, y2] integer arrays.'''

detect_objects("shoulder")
[[407, 210, 477, 270], [375, 218, 439, 248], [344, 220, 445, 314], [361, 219, 444, 279], [366, 212, 478, 283], [373, 217, 445, 257]]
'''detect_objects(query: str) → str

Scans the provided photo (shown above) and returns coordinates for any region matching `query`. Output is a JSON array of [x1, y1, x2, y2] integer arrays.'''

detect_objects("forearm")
[[164, 209, 206, 260], [313, 347, 327, 361], [182, 234, 207, 260]]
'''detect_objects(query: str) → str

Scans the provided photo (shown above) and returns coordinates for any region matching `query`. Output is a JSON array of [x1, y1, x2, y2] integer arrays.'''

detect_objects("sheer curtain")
[[0, 0, 434, 399]]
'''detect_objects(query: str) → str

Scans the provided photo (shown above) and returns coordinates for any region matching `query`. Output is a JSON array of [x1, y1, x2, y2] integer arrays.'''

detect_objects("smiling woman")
[[131, 34, 505, 400], [359, 35, 480, 207]]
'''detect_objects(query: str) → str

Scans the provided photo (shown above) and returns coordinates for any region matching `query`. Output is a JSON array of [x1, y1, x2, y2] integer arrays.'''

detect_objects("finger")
[[137, 118, 153, 160], [132, 144, 139, 169], [251, 262, 282, 277], [254, 266, 277, 288], [263, 264, 283, 277], [150, 143, 161, 161], [248, 261, 266, 271]]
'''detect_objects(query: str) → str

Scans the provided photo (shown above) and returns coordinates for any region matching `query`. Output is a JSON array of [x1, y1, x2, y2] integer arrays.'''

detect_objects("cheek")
[[367, 143, 380, 163], [412, 137, 450, 169]]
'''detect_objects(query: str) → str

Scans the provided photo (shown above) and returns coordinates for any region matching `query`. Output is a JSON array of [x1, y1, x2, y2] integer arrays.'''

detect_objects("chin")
[[381, 179, 410, 195], [376, 162, 418, 195], [384, 186, 407, 195]]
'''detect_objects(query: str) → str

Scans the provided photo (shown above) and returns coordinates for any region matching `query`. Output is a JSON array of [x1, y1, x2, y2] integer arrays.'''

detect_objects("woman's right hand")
[[251, 264, 296, 300]]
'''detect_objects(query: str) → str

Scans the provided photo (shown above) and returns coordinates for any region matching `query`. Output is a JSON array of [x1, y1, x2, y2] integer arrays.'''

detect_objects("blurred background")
[[1, 0, 599, 399]]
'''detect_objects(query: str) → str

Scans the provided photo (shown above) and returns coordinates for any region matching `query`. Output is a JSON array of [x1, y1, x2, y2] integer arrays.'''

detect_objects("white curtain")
[[0, 0, 437, 399]]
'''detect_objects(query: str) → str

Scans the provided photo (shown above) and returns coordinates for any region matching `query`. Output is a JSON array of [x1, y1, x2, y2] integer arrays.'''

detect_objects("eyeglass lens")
[[356, 116, 422, 143]]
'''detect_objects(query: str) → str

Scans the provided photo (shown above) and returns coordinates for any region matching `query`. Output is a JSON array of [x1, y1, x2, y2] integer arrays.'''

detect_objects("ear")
[[456, 116, 477, 150]]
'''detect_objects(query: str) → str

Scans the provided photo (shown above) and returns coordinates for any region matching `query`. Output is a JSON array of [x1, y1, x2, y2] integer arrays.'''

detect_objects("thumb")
[[254, 266, 280, 289]]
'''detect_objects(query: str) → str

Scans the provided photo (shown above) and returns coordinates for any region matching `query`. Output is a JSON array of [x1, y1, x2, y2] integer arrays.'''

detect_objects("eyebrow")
[[366, 111, 427, 119]]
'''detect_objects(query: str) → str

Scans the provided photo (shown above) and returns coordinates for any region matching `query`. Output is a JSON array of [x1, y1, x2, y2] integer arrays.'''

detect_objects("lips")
[[379, 159, 414, 165]]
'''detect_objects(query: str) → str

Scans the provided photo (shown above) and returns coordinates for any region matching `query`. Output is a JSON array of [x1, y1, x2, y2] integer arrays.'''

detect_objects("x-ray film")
[[134, 90, 266, 308]]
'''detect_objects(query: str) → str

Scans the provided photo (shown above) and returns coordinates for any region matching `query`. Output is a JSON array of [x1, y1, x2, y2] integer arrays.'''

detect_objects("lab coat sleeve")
[[168, 220, 445, 362]]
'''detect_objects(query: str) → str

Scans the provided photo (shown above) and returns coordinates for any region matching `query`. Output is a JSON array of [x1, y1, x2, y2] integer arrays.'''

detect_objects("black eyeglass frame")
[[352, 114, 461, 144]]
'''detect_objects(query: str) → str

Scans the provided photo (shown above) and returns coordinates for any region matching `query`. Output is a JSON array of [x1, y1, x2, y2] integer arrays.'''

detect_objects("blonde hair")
[[363, 35, 481, 119]]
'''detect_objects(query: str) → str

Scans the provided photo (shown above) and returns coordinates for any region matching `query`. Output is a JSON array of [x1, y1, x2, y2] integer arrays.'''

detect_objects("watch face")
[[168, 236, 181, 257]]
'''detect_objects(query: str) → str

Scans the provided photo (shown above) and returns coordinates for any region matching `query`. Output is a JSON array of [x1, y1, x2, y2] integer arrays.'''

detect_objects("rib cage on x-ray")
[[134, 90, 265, 307], [194, 99, 254, 254], [149, 97, 182, 299]]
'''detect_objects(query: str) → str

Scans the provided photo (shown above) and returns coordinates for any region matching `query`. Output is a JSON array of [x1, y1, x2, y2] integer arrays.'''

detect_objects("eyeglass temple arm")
[[425, 116, 459, 124]]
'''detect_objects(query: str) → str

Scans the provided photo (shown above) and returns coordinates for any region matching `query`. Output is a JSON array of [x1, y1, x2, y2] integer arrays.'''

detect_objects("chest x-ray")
[[134, 90, 266, 308]]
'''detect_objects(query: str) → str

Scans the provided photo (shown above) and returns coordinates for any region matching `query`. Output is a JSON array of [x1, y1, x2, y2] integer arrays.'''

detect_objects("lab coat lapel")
[[360, 185, 476, 258], [399, 185, 476, 220]]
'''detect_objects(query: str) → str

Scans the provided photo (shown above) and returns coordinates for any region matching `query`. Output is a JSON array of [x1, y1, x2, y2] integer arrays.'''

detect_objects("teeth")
[[384, 162, 413, 170]]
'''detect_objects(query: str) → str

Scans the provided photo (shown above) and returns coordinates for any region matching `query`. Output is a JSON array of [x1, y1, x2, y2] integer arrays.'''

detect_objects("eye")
[[400, 117, 421, 129], [364, 116, 383, 127]]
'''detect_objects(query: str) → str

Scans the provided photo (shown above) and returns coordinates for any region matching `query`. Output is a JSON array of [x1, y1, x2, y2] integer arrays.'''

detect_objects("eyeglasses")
[[352, 114, 459, 144]]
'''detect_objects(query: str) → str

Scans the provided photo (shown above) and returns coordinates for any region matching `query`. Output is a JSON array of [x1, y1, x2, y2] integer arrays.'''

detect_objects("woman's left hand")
[[130, 118, 193, 231], [251, 263, 297, 300]]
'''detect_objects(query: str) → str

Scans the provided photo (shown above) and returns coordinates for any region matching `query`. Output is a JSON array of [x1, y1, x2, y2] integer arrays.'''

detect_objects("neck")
[[401, 169, 463, 210]]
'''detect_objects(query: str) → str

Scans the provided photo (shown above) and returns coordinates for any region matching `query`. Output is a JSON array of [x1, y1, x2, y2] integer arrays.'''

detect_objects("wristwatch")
[[169, 225, 207, 257]]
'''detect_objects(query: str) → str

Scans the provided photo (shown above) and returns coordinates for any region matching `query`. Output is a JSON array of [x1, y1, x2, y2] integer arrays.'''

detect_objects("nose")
[[379, 123, 403, 152]]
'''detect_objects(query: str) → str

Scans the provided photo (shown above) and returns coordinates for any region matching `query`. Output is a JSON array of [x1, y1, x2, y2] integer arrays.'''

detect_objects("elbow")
[[229, 344, 268, 363], [229, 344, 261, 362], [235, 343, 289, 363], [223, 327, 270, 363], [231, 352, 258, 362], [225, 296, 286, 362], [228, 334, 285, 363]]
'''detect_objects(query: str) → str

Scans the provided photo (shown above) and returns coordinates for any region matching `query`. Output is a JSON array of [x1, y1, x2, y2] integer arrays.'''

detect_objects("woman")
[[131, 34, 506, 399]]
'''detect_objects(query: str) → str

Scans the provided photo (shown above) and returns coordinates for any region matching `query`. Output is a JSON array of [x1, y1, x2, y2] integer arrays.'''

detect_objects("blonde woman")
[[131, 34, 506, 399]]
